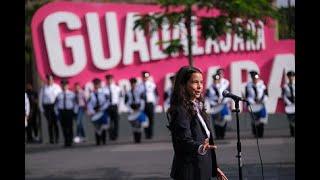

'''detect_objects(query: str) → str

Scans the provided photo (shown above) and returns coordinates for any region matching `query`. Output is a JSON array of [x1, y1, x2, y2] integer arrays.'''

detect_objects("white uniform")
[[39, 83, 62, 112], [126, 87, 145, 113], [282, 83, 295, 114], [102, 83, 122, 106], [87, 88, 110, 133], [25, 93, 30, 127], [163, 87, 173, 112], [54, 90, 77, 115], [282, 82, 295, 136], [245, 80, 268, 124], [126, 86, 149, 143], [38, 83, 62, 143], [137, 80, 158, 139], [138, 80, 158, 106], [206, 82, 232, 126], [54, 89, 77, 146]]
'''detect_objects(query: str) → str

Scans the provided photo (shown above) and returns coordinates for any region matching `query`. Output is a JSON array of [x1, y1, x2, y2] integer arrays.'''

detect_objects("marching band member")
[[206, 73, 232, 139], [138, 71, 158, 139], [54, 79, 76, 147], [125, 78, 149, 143], [26, 83, 41, 143], [25, 93, 30, 128], [103, 74, 122, 141], [39, 74, 62, 144], [282, 71, 295, 137], [87, 78, 110, 145], [245, 71, 268, 138], [163, 75, 175, 112], [216, 68, 230, 92]]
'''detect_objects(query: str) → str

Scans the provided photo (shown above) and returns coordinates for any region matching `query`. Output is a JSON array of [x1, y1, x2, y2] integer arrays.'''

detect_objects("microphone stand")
[[232, 99, 243, 180]]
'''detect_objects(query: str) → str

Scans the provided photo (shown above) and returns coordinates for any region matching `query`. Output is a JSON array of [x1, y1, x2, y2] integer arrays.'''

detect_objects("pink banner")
[[31, 2, 295, 113]]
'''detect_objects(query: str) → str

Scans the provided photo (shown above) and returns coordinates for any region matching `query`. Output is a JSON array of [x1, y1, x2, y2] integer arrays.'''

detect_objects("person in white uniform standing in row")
[[87, 78, 110, 145], [103, 74, 122, 141], [282, 71, 295, 137], [54, 79, 77, 147], [245, 71, 268, 138], [39, 74, 62, 144], [138, 71, 158, 139]]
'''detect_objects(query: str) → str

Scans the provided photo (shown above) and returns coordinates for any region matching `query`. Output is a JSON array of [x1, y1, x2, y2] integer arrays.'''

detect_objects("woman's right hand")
[[203, 138, 217, 151]]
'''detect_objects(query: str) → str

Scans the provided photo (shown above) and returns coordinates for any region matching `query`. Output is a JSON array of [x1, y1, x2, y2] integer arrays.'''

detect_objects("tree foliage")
[[25, 0, 51, 63], [134, 0, 280, 66]]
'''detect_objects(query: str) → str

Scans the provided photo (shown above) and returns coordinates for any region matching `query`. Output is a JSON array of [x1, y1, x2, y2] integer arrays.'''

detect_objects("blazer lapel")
[[195, 113, 210, 139], [198, 111, 215, 141]]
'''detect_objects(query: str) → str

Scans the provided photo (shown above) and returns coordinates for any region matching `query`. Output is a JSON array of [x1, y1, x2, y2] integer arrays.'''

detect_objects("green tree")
[[25, 0, 51, 84], [278, 6, 295, 39], [25, 0, 51, 64], [134, 0, 279, 67]]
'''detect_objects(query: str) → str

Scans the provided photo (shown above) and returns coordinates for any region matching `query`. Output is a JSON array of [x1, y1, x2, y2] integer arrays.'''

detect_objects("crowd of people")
[[25, 68, 295, 147]]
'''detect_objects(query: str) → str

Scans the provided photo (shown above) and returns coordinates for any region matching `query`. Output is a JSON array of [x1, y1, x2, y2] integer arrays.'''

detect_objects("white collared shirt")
[[55, 90, 76, 111], [283, 83, 295, 106], [126, 86, 145, 112], [138, 80, 157, 104], [25, 93, 30, 117], [39, 83, 62, 112], [102, 83, 121, 105], [87, 88, 110, 115], [245, 80, 268, 105]]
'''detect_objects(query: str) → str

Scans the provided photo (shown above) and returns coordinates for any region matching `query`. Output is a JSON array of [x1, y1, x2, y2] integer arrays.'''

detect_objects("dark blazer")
[[169, 105, 218, 180]]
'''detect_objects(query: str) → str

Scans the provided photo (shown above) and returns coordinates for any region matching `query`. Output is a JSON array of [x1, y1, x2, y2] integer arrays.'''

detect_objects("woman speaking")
[[167, 66, 228, 180]]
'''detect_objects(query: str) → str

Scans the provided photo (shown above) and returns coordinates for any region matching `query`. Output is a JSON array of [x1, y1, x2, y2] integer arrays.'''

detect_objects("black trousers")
[[144, 103, 154, 139], [251, 112, 264, 138], [59, 110, 74, 146], [133, 132, 142, 143], [43, 104, 59, 143], [287, 113, 295, 137], [214, 124, 227, 139], [107, 105, 119, 140], [95, 130, 106, 145], [212, 113, 227, 139], [26, 108, 40, 142]]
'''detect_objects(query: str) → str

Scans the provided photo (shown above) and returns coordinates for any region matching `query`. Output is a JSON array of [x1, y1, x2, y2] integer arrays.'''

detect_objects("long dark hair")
[[166, 66, 209, 131]]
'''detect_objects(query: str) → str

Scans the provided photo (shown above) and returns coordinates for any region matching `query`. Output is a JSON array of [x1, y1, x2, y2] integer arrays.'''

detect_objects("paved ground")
[[25, 136, 295, 180]]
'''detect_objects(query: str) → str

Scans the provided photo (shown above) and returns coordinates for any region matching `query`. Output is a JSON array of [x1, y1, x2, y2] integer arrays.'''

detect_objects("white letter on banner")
[[172, 22, 188, 56], [230, 60, 260, 111], [266, 54, 295, 113], [256, 20, 266, 50], [150, 14, 168, 60], [161, 18, 171, 55], [205, 38, 221, 54], [123, 13, 150, 65], [219, 33, 232, 53], [191, 16, 204, 56], [233, 18, 245, 52], [43, 12, 86, 77], [85, 12, 121, 70], [245, 20, 256, 51]]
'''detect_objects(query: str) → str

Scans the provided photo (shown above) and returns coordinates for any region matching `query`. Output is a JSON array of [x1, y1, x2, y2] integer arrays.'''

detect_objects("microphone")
[[222, 90, 248, 102]]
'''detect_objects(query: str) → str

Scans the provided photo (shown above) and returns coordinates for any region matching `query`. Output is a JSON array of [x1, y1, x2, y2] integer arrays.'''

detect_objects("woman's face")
[[187, 72, 203, 100]]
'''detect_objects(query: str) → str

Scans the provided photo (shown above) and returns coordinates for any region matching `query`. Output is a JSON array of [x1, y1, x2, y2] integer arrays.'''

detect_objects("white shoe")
[[74, 136, 81, 143]]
